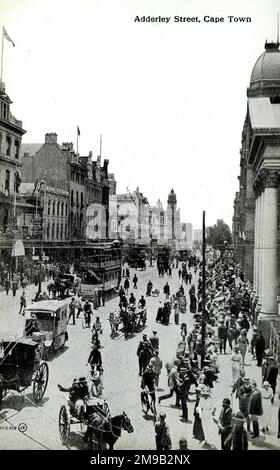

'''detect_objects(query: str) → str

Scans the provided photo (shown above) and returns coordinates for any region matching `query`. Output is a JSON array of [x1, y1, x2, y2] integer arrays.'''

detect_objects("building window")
[[53, 200, 56, 216], [48, 199, 51, 216], [65, 204, 68, 216], [81, 193, 84, 209], [76, 191, 79, 207], [15, 140, 19, 159], [52, 223, 55, 239], [80, 214, 83, 228], [71, 190, 74, 206], [61, 224, 64, 240], [65, 225, 67, 239], [6, 135, 11, 156], [56, 224, 59, 239], [61, 202, 64, 217], [5, 170, 10, 193], [57, 201, 60, 217], [47, 223, 50, 239]]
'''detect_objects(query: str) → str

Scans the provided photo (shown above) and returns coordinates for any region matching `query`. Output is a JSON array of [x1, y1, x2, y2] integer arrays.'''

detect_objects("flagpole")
[[77, 127, 79, 155], [13, 162, 17, 222], [1, 28, 4, 84]]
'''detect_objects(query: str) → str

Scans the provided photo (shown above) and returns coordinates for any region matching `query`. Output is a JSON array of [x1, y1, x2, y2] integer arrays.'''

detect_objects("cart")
[[0, 337, 49, 406], [58, 395, 111, 448]]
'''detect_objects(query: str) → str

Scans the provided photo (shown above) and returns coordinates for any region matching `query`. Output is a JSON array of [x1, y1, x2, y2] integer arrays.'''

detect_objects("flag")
[[3, 26, 15, 47], [77, 125, 80, 136]]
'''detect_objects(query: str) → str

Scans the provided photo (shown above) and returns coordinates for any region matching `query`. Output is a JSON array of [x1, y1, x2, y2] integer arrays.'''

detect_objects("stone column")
[[253, 195, 259, 293], [259, 191, 264, 306], [257, 170, 280, 342]]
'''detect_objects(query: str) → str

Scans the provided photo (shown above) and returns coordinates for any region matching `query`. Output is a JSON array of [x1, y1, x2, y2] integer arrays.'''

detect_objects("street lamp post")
[[201, 211, 206, 365]]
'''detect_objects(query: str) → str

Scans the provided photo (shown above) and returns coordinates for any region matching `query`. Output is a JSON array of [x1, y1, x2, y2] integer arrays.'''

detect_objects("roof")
[[250, 49, 280, 84], [249, 97, 280, 129], [2, 337, 39, 347], [25, 300, 68, 312], [20, 143, 43, 158]]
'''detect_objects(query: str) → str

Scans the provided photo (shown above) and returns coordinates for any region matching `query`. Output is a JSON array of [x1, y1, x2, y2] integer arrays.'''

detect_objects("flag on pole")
[[3, 26, 15, 47], [77, 125, 80, 136]]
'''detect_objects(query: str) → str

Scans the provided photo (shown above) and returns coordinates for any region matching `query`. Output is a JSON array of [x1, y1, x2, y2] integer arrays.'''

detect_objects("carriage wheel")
[[59, 405, 71, 444], [141, 392, 149, 414], [33, 362, 49, 403]]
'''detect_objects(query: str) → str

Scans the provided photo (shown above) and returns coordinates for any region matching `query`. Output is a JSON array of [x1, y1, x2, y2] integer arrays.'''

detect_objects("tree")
[[206, 219, 232, 248]]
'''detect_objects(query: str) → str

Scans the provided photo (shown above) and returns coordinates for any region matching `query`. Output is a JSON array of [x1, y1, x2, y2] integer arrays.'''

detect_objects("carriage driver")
[[58, 377, 89, 419]]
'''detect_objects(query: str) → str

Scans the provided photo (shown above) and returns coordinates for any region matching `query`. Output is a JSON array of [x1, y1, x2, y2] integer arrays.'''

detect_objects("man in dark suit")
[[217, 398, 233, 450], [263, 356, 278, 402], [255, 331, 266, 367]]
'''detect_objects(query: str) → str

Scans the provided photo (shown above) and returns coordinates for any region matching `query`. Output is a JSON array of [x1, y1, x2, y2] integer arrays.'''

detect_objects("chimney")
[[103, 159, 109, 176], [62, 142, 74, 152], [45, 133, 58, 144]]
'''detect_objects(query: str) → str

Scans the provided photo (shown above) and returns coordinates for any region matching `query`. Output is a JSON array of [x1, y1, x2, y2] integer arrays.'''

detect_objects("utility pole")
[[201, 210, 206, 365]]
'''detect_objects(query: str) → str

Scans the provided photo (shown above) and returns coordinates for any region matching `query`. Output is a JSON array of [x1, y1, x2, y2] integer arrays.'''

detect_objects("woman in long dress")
[[260, 381, 273, 432], [236, 329, 249, 366], [231, 345, 243, 384], [193, 388, 205, 443]]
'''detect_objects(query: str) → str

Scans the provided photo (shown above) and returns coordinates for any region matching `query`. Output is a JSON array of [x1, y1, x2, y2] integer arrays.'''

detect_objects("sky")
[[1, 0, 279, 229]]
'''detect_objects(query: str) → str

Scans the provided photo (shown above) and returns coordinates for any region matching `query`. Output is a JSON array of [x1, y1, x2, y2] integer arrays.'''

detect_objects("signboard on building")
[[11, 239, 25, 257]]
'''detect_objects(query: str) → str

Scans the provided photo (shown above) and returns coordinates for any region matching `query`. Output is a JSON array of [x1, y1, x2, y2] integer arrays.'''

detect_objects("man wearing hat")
[[216, 398, 233, 450], [159, 359, 180, 407], [238, 378, 253, 432], [141, 363, 156, 407], [155, 412, 172, 450], [262, 355, 278, 402], [137, 334, 153, 376], [248, 380, 263, 438], [149, 350, 162, 388]]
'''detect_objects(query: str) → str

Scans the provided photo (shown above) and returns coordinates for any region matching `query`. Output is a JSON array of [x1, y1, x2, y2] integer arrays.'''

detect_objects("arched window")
[[53, 201, 56, 216], [48, 199, 51, 216], [61, 202, 64, 217], [57, 201, 60, 217]]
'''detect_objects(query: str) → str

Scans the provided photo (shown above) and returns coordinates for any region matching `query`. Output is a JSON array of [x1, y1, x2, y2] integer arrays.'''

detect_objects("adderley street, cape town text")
[[134, 16, 252, 23]]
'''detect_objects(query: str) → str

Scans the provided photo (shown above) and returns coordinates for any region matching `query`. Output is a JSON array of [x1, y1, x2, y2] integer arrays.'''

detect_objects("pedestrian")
[[178, 369, 190, 422], [178, 268, 182, 279], [259, 381, 273, 433], [263, 355, 278, 402], [231, 411, 249, 450], [149, 331, 159, 351], [180, 323, 187, 341], [173, 301, 180, 325], [163, 282, 170, 299], [19, 291, 27, 315], [158, 359, 180, 407], [216, 398, 233, 450], [236, 329, 249, 366], [124, 278, 129, 294], [248, 379, 263, 438], [156, 301, 163, 323], [67, 297, 76, 325], [193, 386, 205, 444], [12, 278, 18, 297], [137, 334, 153, 376], [250, 326, 258, 358], [101, 286, 106, 307], [149, 350, 163, 388], [255, 330, 266, 367], [132, 274, 138, 289], [75, 296, 83, 318], [4, 277, 10, 295], [155, 412, 172, 450], [178, 437, 189, 450], [238, 377, 252, 432], [218, 320, 228, 354], [231, 345, 243, 384]]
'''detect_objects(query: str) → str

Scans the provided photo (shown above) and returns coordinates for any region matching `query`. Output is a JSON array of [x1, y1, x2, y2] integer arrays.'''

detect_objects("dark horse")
[[87, 411, 134, 450]]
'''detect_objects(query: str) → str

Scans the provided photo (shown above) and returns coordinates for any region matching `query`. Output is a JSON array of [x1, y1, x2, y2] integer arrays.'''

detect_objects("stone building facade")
[[232, 40, 280, 339]]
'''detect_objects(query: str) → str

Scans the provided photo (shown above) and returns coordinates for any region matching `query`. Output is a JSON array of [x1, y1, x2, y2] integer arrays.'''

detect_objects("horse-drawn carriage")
[[108, 307, 147, 338], [47, 273, 81, 299], [0, 337, 49, 407], [58, 388, 133, 449]]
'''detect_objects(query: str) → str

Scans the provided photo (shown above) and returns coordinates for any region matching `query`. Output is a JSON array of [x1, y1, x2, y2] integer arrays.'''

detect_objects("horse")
[[87, 411, 134, 450]]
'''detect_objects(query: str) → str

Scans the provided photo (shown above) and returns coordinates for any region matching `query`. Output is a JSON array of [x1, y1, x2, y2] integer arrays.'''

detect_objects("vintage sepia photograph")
[[0, 0, 280, 454]]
